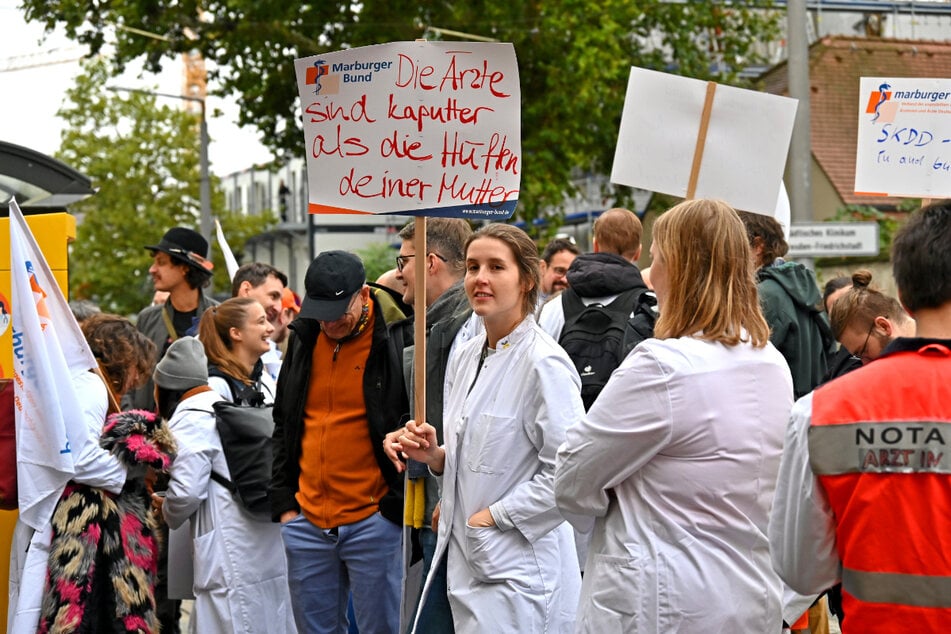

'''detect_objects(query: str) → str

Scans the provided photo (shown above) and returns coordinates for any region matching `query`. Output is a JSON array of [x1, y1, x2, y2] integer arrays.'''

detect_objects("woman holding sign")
[[554, 199, 793, 632], [393, 223, 583, 633]]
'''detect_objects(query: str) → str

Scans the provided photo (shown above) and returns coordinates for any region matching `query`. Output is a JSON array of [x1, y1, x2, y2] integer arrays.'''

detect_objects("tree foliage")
[[355, 241, 399, 284], [60, 59, 275, 315], [30, 1, 779, 235]]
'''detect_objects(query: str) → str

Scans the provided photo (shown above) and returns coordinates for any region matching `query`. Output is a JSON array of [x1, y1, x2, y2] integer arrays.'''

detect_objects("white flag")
[[9, 199, 98, 531], [215, 218, 240, 281]]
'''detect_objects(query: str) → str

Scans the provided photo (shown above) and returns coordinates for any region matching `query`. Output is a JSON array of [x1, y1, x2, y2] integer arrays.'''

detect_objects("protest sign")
[[611, 67, 798, 216], [295, 41, 521, 219], [854, 77, 951, 199]]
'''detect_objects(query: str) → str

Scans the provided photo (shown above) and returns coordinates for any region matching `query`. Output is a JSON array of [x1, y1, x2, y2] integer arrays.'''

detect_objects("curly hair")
[[82, 313, 156, 397], [736, 210, 789, 268]]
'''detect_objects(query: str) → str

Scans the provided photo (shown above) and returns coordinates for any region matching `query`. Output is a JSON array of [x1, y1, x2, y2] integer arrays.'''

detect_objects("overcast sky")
[[0, 1, 274, 176]]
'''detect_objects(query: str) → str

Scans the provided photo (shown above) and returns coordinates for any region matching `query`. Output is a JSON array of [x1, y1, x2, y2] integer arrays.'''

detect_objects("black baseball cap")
[[300, 250, 366, 321], [145, 227, 214, 274]]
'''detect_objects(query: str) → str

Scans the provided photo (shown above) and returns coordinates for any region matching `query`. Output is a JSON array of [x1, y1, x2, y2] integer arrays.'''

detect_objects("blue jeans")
[[282, 512, 401, 634], [412, 527, 454, 634]]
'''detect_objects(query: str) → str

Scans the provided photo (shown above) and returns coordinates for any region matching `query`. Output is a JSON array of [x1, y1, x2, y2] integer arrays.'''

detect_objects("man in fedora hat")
[[125, 226, 218, 413], [124, 226, 219, 634]]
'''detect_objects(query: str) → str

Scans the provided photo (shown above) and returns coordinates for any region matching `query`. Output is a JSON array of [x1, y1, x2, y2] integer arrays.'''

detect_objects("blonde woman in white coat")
[[154, 335, 297, 634], [554, 199, 794, 633], [392, 223, 583, 634]]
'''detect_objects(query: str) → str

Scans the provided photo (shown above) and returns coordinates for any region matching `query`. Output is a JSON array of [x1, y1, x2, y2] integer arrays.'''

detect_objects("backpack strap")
[[560, 288, 587, 336], [561, 286, 644, 342], [176, 405, 237, 493], [210, 470, 236, 493]]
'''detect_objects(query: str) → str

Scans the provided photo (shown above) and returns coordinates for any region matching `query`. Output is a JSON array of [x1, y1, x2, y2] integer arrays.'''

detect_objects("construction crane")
[[0, 46, 86, 73]]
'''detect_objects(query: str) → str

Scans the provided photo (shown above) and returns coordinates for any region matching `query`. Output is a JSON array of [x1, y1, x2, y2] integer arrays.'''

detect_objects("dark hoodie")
[[758, 260, 836, 398], [565, 252, 647, 298]]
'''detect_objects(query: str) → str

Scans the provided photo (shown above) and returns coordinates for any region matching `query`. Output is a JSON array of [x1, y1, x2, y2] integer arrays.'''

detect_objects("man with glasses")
[[827, 269, 916, 366], [271, 250, 409, 634], [770, 200, 951, 631]]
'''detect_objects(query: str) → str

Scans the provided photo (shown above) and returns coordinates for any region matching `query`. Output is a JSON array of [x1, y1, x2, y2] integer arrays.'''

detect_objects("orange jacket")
[[809, 340, 951, 631]]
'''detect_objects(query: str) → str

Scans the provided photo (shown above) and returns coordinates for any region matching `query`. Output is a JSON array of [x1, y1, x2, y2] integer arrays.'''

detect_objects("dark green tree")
[[30, 1, 778, 235], [59, 59, 275, 315]]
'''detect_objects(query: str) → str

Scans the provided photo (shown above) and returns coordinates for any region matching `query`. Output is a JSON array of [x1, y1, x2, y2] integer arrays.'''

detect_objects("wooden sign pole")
[[413, 216, 427, 425], [686, 81, 717, 200]]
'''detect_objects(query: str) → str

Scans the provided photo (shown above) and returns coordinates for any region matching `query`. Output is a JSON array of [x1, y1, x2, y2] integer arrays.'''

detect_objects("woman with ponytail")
[[156, 301, 296, 633], [198, 297, 276, 405]]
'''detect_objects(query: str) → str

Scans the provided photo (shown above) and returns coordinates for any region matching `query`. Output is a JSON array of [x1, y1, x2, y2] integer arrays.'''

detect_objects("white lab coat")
[[555, 335, 793, 633], [163, 389, 296, 634], [7, 371, 126, 634], [414, 317, 583, 634], [768, 393, 842, 595]]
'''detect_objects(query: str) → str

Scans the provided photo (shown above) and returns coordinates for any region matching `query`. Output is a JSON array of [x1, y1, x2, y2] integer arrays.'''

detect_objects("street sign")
[[787, 222, 880, 258]]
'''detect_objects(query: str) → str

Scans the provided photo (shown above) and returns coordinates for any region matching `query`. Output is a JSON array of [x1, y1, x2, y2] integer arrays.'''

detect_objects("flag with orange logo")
[[9, 199, 98, 530]]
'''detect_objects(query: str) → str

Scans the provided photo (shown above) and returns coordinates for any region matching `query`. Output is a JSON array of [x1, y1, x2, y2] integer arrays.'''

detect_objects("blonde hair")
[[198, 297, 260, 385], [652, 199, 769, 346]]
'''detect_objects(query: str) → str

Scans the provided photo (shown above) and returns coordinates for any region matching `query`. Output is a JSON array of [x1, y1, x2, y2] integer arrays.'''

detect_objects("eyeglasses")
[[852, 321, 876, 361], [395, 252, 447, 272]]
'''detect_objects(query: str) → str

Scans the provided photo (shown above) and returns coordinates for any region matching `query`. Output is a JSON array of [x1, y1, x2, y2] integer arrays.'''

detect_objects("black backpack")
[[210, 399, 274, 520], [186, 374, 274, 520], [622, 290, 659, 357], [559, 287, 653, 411]]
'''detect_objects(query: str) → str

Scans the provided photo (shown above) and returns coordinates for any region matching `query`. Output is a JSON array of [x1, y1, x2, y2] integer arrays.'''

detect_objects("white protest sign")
[[611, 67, 798, 216], [295, 42, 521, 219], [854, 77, 951, 198]]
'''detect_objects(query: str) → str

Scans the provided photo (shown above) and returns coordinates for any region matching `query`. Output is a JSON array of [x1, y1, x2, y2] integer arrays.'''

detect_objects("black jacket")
[[270, 288, 409, 524], [565, 252, 647, 299]]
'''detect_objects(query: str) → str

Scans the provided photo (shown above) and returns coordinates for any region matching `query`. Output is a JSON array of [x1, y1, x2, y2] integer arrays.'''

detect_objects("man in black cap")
[[271, 250, 409, 634], [125, 227, 218, 413]]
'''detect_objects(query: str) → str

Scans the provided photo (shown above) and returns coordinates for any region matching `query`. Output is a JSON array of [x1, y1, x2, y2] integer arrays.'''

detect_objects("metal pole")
[[787, 0, 814, 269], [199, 101, 212, 248], [108, 85, 215, 283]]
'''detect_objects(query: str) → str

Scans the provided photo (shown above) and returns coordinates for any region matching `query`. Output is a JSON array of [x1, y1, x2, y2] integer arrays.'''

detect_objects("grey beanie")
[[154, 336, 208, 391]]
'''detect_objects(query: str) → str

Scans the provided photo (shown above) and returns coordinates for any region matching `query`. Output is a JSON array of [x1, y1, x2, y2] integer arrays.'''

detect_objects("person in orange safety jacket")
[[769, 200, 951, 632]]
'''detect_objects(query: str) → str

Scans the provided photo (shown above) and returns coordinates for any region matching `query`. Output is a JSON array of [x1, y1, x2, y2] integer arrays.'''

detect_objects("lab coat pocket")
[[465, 413, 519, 475], [192, 529, 227, 592], [584, 553, 642, 621], [465, 524, 538, 590]]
